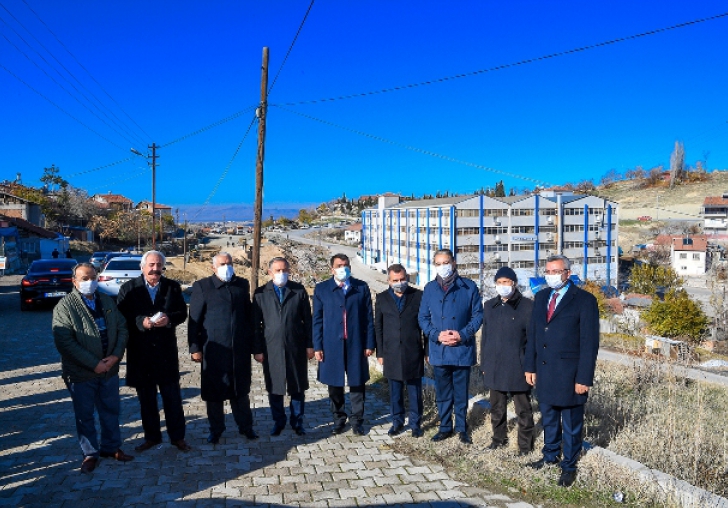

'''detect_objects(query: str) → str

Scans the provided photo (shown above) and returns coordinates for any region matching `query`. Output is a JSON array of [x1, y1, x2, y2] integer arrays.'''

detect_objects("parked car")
[[100, 252, 138, 271], [97, 256, 143, 298], [89, 251, 112, 270], [637, 216, 652, 221], [20, 259, 77, 311]]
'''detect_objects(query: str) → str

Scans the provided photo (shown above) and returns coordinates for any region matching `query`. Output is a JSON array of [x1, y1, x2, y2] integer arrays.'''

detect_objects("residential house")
[[92, 192, 134, 212], [344, 223, 362, 244], [0, 191, 43, 226]]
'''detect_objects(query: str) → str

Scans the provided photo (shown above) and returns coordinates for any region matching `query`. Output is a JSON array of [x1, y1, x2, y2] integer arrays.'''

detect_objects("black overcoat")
[[252, 280, 313, 395], [374, 287, 426, 381], [480, 290, 533, 392], [187, 274, 253, 401], [117, 276, 188, 388], [524, 283, 600, 407]]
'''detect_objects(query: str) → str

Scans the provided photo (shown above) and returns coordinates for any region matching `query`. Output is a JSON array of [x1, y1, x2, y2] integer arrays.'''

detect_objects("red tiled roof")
[[703, 196, 728, 206], [347, 223, 362, 231], [671, 235, 707, 252], [94, 193, 133, 204]]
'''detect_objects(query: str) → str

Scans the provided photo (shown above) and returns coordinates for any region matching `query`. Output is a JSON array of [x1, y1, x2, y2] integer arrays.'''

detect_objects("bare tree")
[[669, 141, 685, 188]]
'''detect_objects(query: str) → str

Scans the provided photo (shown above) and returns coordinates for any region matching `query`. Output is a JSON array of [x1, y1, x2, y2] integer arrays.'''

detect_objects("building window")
[[679, 253, 687, 259], [512, 243, 535, 252], [512, 226, 535, 234], [564, 208, 584, 216], [693, 253, 700, 260], [457, 209, 479, 217], [540, 209, 557, 215], [563, 225, 584, 232], [512, 209, 534, 216]]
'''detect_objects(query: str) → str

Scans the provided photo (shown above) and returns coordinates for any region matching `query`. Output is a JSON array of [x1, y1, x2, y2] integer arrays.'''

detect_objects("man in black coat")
[[524, 255, 599, 488], [117, 250, 191, 453], [375, 264, 426, 438], [188, 252, 258, 444], [480, 266, 534, 455], [252, 257, 313, 436]]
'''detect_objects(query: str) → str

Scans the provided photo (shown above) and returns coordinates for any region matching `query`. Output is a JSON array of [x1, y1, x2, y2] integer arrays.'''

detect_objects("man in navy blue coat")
[[313, 253, 375, 436], [524, 255, 599, 488], [418, 249, 483, 445]]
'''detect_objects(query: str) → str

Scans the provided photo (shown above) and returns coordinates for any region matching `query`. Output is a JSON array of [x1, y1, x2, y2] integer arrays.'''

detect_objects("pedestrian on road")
[[252, 256, 313, 436], [418, 248, 483, 445], [117, 250, 192, 453], [52, 262, 134, 474], [188, 252, 258, 444], [524, 255, 599, 487], [51, 248, 59, 259], [375, 264, 426, 438], [480, 267, 534, 454], [313, 253, 375, 436]]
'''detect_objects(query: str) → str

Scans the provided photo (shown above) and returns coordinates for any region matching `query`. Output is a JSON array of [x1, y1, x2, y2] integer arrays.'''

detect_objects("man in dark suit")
[[313, 253, 375, 436], [252, 256, 313, 436], [188, 252, 258, 444], [524, 255, 599, 487], [375, 264, 426, 438], [117, 250, 191, 453]]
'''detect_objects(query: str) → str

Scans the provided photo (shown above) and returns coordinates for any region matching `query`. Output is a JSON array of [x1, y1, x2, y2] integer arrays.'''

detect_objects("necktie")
[[340, 283, 348, 339], [547, 292, 558, 322], [278, 286, 285, 304]]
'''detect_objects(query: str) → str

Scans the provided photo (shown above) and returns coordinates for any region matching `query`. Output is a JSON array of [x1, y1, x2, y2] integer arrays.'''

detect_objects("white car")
[[97, 256, 143, 298]]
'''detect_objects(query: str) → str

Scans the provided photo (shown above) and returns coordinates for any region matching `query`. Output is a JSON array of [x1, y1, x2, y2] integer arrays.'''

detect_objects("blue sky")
[[2, 1, 727, 214]]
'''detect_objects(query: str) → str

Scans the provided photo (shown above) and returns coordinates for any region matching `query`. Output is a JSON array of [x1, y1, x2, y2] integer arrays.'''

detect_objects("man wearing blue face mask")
[[313, 253, 375, 436], [53, 263, 133, 473], [188, 252, 258, 444]]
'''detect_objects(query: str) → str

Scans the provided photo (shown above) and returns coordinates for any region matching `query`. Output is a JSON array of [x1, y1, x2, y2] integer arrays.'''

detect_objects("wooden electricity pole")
[[251, 47, 268, 290], [150, 143, 158, 250]]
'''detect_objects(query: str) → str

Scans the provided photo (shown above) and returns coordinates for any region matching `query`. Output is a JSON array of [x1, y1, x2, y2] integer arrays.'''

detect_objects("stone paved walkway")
[[0, 279, 534, 507]]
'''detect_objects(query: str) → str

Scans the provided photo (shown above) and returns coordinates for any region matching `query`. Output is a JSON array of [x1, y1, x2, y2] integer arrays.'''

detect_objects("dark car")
[[20, 259, 77, 311], [89, 251, 112, 271]]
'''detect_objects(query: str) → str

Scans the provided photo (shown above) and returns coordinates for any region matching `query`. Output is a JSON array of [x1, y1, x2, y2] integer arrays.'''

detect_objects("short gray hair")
[[268, 256, 290, 269], [433, 248, 454, 263], [546, 254, 571, 270], [72, 262, 96, 278], [212, 251, 232, 268], [140, 250, 166, 268]]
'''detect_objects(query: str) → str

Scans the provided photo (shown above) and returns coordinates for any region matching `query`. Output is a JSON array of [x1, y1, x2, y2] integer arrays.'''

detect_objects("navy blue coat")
[[418, 275, 483, 367], [312, 277, 375, 387], [375, 287, 426, 381], [524, 283, 600, 407]]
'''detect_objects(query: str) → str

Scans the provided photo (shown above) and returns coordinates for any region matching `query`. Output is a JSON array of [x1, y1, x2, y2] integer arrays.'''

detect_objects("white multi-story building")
[[361, 191, 618, 289]]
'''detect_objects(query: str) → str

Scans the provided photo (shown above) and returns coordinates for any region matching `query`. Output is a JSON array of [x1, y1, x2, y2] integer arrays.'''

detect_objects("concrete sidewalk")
[[0, 301, 533, 507]]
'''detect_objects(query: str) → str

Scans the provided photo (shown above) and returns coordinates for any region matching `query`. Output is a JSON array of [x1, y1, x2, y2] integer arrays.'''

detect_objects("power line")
[[160, 105, 257, 148], [0, 2, 148, 146], [267, 0, 315, 96], [19, 0, 153, 141], [0, 62, 126, 150], [86, 167, 151, 192], [0, 19, 139, 148], [191, 115, 258, 220], [273, 105, 551, 186], [65, 157, 136, 179], [271, 11, 728, 107]]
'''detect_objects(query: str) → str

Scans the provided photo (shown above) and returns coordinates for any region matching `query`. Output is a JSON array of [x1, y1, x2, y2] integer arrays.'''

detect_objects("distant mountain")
[[173, 203, 311, 222]]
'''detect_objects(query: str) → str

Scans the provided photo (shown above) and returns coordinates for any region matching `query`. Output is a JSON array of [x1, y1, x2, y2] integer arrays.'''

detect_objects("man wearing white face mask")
[[313, 253, 375, 436], [480, 267, 534, 455], [252, 257, 313, 436], [524, 255, 599, 488], [53, 263, 134, 473], [188, 252, 258, 444]]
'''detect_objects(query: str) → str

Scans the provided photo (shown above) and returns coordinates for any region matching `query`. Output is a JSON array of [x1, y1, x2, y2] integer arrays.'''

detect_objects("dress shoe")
[[387, 424, 404, 437], [487, 440, 507, 450], [458, 432, 472, 445], [270, 425, 285, 437], [240, 429, 259, 440], [411, 428, 424, 438], [80, 456, 98, 474], [431, 431, 453, 442], [100, 449, 134, 462], [294, 426, 306, 436], [331, 423, 346, 435], [134, 440, 162, 452], [528, 457, 560, 470], [352, 424, 365, 436], [518, 449, 532, 457], [172, 439, 192, 452], [207, 432, 221, 444], [558, 470, 577, 487]]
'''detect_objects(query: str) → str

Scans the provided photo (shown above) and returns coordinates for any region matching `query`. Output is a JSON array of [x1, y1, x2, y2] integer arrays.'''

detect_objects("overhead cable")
[[65, 157, 136, 179], [271, 11, 728, 107], [267, 0, 315, 96], [273, 105, 550, 186], [161, 105, 257, 148]]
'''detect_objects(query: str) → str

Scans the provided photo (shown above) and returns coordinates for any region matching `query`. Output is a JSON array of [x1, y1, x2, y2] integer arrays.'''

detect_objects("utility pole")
[[251, 47, 269, 290], [150, 143, 158, 250], [183, 213, 188, 274]]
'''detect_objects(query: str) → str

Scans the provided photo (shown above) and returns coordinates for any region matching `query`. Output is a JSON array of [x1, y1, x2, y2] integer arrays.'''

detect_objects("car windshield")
[[92, 252, 110, 258], [105, 260, 141, 271], [30, 261, 76, 273]]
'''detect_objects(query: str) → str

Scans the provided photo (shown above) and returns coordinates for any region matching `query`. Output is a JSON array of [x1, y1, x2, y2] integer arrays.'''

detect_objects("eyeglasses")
[[543, 269, 568, 275]]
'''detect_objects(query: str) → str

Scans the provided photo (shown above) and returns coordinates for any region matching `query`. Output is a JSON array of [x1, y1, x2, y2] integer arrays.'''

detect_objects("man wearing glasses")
[[524, 255, 599, 487]]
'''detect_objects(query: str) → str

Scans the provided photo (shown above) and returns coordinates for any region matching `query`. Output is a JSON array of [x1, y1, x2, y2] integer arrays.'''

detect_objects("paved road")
[[0, 274, 533, 507]]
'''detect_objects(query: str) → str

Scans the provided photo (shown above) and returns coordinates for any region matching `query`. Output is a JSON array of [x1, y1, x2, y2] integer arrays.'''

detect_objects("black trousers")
[[328, 385, 365, 426], [135, 379, 186, 442], [489, 389, 535, 453], [206, 393, 253, 435]]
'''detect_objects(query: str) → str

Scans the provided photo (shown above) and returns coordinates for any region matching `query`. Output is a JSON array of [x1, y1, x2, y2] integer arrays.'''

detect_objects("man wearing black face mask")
[[375, 264, 426, 438], [117, 250, 191, 453]]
